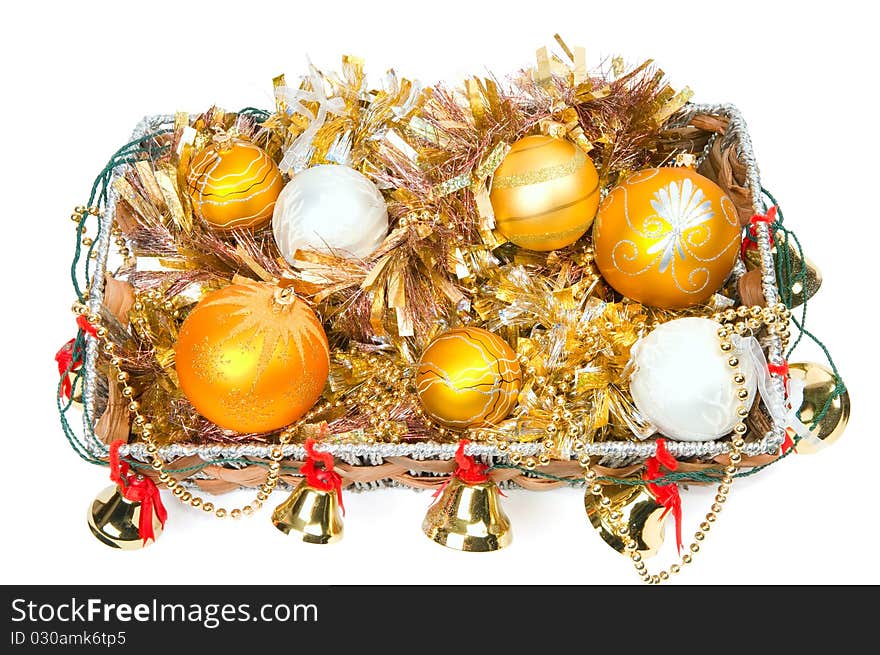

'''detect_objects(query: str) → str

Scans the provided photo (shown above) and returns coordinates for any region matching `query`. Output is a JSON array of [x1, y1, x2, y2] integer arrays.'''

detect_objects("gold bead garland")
[[710, 303, 792, 352], [70, 225, 416, 518], [578, 303, 790, 583], [111, 223, 132, 266], [333, 354, 411, 443], [72, 205, 103, 262], [76, 299, 328, 519], [469, 302, 791, 583], [72, 205, 132, 266]]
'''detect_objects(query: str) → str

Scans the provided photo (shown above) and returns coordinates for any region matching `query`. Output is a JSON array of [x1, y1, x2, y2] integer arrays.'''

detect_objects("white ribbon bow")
[[275, 63, 347, 174], [734, 334, 825, 452]]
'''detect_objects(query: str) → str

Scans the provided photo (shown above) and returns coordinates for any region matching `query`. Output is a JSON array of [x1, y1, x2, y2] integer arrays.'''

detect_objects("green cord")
[[71, 133, 173, 300], [760, 188, 847, 435], [493, 447, 796, 486], [238, 107, 271, 122], [60, 107, 273, 466]]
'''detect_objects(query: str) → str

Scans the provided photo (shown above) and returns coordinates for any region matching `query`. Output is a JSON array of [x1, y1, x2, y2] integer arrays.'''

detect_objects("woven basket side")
[[126, 451, 781, 495]]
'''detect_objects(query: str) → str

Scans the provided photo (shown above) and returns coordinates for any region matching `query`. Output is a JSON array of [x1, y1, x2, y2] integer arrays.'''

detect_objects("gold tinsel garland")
[[100, 40, 728, 449]]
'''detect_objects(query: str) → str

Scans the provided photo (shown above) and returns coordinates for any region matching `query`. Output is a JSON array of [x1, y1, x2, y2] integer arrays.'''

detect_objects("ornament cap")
[[272, 285, 299, 307], [210, 126, 235, 152]]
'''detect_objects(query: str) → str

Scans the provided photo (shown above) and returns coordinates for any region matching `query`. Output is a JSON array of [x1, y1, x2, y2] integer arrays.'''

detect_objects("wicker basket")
[[68, 102, 789, 496]]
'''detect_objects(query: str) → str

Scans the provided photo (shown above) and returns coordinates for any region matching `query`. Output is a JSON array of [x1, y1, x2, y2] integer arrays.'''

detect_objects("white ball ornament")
[[272, 164, 389, 262], [629, 317, 758, 441]]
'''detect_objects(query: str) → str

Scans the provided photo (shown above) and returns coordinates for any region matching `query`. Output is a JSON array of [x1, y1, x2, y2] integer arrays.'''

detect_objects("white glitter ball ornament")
[[629, 317, 758, 441], [272, 164, 389, 261]]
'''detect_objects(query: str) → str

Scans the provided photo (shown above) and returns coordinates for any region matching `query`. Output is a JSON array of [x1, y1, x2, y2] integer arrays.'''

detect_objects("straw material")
[[138, 450, 780, 496]]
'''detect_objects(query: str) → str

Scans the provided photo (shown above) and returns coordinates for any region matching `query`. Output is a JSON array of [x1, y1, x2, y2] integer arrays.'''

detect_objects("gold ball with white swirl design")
[[592, 168, 741, 309], [186, 138, 284, 231], [416, 327, 522, 429], [490, 135, 600, 251]]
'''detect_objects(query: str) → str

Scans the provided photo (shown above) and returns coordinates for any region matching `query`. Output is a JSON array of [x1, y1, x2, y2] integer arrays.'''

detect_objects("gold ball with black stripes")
[[490, 135, 600, 251], [186, 138, 284, 231], [416, 327, 522, 429]]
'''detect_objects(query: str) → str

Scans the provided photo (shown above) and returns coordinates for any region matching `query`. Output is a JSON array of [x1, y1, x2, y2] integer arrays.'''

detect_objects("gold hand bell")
[[272, 483, 344, 544], [87, 440, 166, 550], [585, 483, 668, 558], [788, 362, 850, 454], [272, 439, 344, 544], [88, 485, 165, 550], [743, 229, 822, 308], [422, 441, 511, 552]]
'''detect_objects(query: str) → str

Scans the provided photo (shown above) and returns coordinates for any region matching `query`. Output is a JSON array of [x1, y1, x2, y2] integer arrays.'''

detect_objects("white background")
[[2, 0, 877, 585]]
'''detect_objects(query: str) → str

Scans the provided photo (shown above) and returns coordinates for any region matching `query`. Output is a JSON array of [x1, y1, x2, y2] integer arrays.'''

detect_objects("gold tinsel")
[[104, 42, 727, 447]]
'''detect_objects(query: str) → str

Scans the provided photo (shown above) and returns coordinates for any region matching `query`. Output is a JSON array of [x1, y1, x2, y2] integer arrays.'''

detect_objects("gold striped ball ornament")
[[186, 135, 284, 231], [490, 135, 600, 251], [593, 168, 741, 309], [416, 327, 521, 429], [174, 279, 329, 434]]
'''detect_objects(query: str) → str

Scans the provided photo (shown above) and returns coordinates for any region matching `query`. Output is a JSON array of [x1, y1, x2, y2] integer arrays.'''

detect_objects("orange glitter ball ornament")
[[185, 135, 283, 231], [174, 279, 329, 434], [592, 168, 742, 309]]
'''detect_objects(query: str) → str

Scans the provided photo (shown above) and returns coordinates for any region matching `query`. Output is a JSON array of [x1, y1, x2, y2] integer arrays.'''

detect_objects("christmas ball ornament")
[[629, 317, 757, 441], [416, 327, 521, 429], [788, 362, 850, 454], [174, 279, 329, 433], [185, 134, 284, 231], [490, 135, 600, 251], [272, 164, 388, 261], [593, 168, 741, 309]]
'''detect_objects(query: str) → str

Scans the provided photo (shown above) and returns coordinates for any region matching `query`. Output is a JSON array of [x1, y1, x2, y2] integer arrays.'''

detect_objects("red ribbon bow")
[[741, 206, 778, 258], [301, 439, 345, 515], [76, 314, 99, 338], [644, 438, 683, 554], [452, 439, 490, 484], [432, 440, 492, 501], [108, 440, 167, 544], [55, 338, 77, 401], [55, 316, 99, 401]]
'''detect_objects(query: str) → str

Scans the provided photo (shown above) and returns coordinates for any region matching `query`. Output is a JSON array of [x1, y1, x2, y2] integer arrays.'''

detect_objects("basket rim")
[[79, 103, 789, 465]]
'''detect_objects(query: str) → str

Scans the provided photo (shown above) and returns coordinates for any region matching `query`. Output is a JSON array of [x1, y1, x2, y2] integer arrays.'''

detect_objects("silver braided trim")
[[118, 433, 777, 463], [677, 104, 787, 451], [79, 105, 788, 465]]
